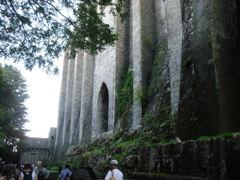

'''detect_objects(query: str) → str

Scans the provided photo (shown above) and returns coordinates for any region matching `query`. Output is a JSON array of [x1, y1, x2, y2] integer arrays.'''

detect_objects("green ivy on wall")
[[116, 70, 133, 116], [181, 57, 192, 68], [134, 87, 156, 106]]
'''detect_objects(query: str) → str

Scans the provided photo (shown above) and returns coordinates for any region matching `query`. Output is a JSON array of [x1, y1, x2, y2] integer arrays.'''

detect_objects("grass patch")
[[87, 147, 104, 156], [197, 132, 237, 140], [151, 141, 173, 146], [113, 139, 139, 148]]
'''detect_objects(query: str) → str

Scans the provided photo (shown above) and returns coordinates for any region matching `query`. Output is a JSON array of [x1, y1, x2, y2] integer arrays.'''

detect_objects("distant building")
[[19, 127, 56, 166]]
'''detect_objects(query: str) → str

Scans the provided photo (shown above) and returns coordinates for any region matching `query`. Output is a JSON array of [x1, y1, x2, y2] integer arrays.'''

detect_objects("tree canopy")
[[0, 64, 29, 162], [0, 0, 127, 74]]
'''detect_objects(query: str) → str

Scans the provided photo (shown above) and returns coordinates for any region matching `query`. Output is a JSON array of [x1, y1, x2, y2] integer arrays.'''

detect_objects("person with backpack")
[[70, 166, 98, 180], [104, 160, 123, 180], [59, 165, 72, 180], [18, 163, 36, 180], [34, 161, 49, 180]]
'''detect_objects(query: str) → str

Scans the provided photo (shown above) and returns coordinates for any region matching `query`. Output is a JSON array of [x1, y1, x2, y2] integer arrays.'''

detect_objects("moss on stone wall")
[[54, 129, 240, 179], [116, 69, 133, 116], [139, 38, 175, 141]]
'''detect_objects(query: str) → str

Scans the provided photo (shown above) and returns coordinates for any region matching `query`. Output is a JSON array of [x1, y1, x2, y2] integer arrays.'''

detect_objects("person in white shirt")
[[104, 160, 123, 180]]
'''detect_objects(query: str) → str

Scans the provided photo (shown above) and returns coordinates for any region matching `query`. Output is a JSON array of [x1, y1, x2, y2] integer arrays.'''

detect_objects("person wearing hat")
[[104, 160, 123, 180]]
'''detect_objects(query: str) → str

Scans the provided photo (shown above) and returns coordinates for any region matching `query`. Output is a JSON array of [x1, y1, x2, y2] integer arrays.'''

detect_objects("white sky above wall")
[[22, 61, 63, 138], [0, 57, 63, 138]]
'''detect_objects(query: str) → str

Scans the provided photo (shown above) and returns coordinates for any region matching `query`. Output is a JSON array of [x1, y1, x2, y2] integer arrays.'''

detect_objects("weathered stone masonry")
[[20, 127, 56, 166], [52, 0, 240, 165]]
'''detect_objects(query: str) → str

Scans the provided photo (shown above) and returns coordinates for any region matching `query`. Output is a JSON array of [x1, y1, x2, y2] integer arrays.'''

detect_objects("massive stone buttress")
[[56, 52, 68, 144], [70, 51, 84, 145], [62, 57, 75, 145], [130, 0, 157, 129], [52, 0, 240, 160], [79, 52, 95, 144]]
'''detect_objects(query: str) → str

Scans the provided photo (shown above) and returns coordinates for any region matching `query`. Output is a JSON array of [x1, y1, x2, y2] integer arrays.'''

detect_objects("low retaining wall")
[[132, 135, 240, 179]]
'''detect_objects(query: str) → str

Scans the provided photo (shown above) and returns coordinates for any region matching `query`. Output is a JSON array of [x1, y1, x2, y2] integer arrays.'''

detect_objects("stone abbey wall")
[[20, 127, 56, 166], [20, 137, 49, 165], [52, 0, 240, 163], [129, 135, 240, 179]]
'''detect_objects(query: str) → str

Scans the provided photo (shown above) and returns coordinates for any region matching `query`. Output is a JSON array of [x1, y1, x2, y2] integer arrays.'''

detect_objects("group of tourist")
[[0, 159, 49, 180], [60, 159, 123, 180], [0, 158, 123, 180]]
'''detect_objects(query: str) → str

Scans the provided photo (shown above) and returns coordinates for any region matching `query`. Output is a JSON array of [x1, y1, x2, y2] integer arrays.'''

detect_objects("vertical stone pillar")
[[70, 51, 84, 145], [155, 0, 167, 39], [165, 0, 183, 114], [211, 0, 240, 133], [177, 0, 216, 140], [131, 0, 156, 129], [55, 52, 69, 148], [176, 0, 240, 140], [114, 0, 130, 131], [62, 57, 75, 144], [79, 52, 95, 144]]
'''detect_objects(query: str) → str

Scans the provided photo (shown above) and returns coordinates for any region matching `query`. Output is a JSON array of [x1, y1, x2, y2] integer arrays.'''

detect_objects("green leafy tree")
[[0, 0, 127, 74], [0, 64, 29, 163]]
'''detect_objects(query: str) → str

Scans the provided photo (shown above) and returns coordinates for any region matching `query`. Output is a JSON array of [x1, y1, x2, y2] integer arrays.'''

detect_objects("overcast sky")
[[1, 58, 63, 138], [22, 62, 63, 138]]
